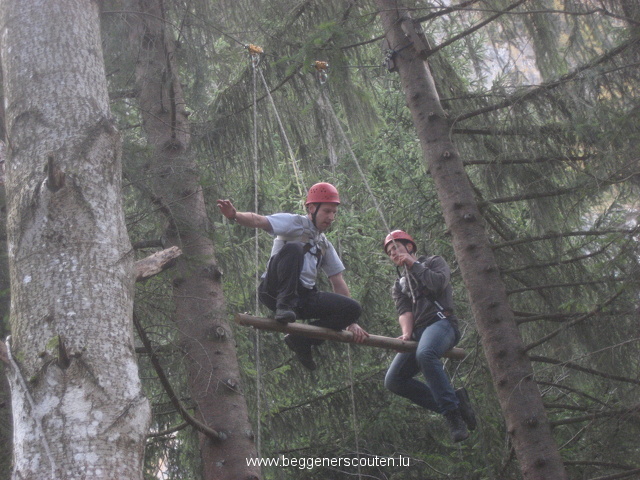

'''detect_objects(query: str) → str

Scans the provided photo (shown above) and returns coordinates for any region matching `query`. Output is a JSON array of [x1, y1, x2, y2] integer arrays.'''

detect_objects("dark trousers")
[[258, 242, 362, 346]]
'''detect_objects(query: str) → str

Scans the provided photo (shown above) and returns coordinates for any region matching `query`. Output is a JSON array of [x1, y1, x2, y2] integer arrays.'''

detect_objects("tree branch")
[[146, 421, 188, 439], [524, 289, 626, 352], [492, 228, 638, 249], [134, 246, 182, 282], [548, 404, 640, 427], [589, 469, 640, 480], [426, 0, 527, 58], [530, 355, 640, 385], [455, 35, 640, 123], [506, 277, 628, 295], [501, 244, 611, 275], [132, 314, 223, 441], [463, 154, 590, 166]]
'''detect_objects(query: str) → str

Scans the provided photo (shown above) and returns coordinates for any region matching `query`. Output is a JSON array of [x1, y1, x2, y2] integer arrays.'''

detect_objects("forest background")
[[0, 0, 638, 479]]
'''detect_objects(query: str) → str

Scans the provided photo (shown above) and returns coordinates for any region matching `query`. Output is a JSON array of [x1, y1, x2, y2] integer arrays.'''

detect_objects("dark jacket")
[[392, 255, 459, 331]]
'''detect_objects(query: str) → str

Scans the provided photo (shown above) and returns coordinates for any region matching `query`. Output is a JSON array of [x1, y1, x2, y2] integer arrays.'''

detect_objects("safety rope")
[[346, 344, 362, 480], [314, 64, 362, 480], [256, 67, 306, 197], [316, 82, 418, 302], [244, 51, 417, 465], [250, 46, 262, 457]]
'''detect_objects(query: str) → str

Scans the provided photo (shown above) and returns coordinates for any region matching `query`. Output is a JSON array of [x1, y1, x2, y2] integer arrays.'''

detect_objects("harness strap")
[[277, 235, 325, 267]]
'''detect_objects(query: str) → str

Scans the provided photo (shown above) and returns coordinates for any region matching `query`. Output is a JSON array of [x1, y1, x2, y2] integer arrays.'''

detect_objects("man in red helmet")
[[217, 183, 368, 370], [383, 230, 476, 442]]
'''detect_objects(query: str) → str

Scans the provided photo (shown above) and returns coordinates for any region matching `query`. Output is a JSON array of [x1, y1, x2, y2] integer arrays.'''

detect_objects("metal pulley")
[[247, 44, 264, 67], [313, 60, 329, 84]]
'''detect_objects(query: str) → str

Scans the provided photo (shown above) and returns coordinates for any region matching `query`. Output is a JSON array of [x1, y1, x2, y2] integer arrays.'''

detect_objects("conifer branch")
[[524, 289, 626, 352], [531, 355, 640, 386], [492, 228, 638, 249], [455, 35, 640, 123], [547, 404, 640, 427], [132, 314, 223, 441]]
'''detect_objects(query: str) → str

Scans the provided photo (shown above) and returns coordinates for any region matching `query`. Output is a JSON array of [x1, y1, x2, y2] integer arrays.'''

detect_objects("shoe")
[[275, 308, 296, 324], [284, 335, 316, 371], [455, 387, 477, 431], [444, 408, 469, 443]]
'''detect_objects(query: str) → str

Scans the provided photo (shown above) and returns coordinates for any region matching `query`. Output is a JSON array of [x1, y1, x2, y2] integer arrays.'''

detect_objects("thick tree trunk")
[[376, 2, 568, 480], [0, 141, 11, 480], [130, 2, 260, 479], [0, 1, 151, 478]]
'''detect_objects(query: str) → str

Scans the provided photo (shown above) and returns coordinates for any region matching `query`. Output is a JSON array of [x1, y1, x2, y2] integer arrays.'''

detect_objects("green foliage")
[[95, 0, 640, 478]]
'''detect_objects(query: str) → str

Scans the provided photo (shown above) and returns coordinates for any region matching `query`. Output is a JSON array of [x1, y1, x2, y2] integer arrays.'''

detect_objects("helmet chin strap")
[[310, 203, 320, 228]]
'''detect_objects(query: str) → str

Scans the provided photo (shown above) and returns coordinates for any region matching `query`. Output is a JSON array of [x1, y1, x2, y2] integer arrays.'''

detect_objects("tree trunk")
[[376, 2, 568, 479], [0, 140, 12, 480], [0, 1, 151, 478], [130, 2, 261, 479]]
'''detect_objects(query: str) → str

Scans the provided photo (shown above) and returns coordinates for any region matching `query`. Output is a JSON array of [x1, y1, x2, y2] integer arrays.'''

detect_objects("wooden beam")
[[234, 313, 466, 360]]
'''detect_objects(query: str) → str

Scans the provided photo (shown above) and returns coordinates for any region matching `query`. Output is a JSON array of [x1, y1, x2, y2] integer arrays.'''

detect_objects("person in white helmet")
[[217, 183, 368, 370], [383, 230, 476, 442]]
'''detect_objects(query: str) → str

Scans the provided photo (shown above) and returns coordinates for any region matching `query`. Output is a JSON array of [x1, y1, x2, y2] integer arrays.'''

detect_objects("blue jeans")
[[384, 319, 459, 414]]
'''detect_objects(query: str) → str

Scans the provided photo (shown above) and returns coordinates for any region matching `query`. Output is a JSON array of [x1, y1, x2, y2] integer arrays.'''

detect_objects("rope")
[[251, 51, 262, 458], [346, 344, 362, 480], [246, 53, 414, 464], [317, 85, 418, 301], [257, 68, 306, 197]]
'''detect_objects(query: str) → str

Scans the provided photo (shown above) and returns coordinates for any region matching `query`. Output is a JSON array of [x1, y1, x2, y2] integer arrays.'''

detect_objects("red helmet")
[[305, 182, 340, 205], [384, 230, 416, 253]]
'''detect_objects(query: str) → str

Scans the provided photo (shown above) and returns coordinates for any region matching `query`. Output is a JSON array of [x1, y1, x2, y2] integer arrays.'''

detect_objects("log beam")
[[234, 313, 466, 360]]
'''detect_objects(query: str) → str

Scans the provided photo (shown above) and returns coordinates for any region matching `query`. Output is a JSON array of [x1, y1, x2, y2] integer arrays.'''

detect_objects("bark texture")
[[130, 1, 260, 479], [0, 1, 151, 478], [376, 2, 568, 479]]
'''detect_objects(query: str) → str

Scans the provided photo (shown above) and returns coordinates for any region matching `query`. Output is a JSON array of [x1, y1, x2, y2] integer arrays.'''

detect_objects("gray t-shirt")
[[266, 213, 344, 288]]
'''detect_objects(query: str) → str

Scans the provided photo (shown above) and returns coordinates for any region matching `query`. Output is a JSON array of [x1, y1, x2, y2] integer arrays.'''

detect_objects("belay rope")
[[250, 44, 263, 457], [315, 72, 418, 302], [247, 51, 367, 477], [311, 63, 367, 479], [244, 47, 419, 474], [256, 67, 306, 197]]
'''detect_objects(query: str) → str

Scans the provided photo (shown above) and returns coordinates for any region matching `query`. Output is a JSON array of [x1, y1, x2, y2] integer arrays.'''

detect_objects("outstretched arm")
[[217, 199, 273, 233]]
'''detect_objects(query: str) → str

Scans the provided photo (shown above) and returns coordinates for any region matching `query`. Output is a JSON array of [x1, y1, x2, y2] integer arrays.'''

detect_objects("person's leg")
[[258, 242, 305, 322], [283, 289, 361, 369], [384, 352, 439, 411], [415, 319, 459, 414], [416, 319, 468, 442], [296, 289, 362, 338]]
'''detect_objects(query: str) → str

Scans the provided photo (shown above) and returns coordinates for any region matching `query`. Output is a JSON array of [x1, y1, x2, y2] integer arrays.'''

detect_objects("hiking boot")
[[284, 335, 316, 371], [444, 408, 469, 443], [455, 387, 477, 431], [275, 308, 296, 324]]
